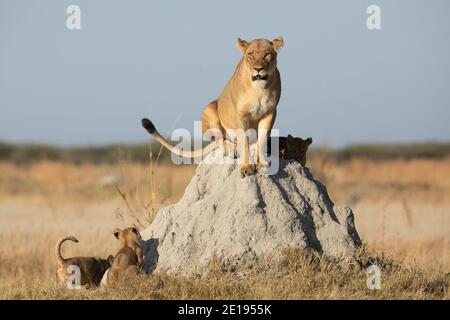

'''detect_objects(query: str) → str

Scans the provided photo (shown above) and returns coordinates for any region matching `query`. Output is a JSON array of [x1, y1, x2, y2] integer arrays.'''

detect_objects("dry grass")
[[2, 248, 448, 300], [0, 155, 449, 299]]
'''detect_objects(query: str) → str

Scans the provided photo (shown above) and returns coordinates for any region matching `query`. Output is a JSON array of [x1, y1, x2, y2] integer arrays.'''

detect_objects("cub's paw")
[[240, 164, 256, 178]]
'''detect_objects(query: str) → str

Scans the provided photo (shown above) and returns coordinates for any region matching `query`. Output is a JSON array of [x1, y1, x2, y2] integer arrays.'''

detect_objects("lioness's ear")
[[306, 137, 313, 146], [113, 228, 121, 239], [272, 37, 284, 52], [237, 38, 249, 54]]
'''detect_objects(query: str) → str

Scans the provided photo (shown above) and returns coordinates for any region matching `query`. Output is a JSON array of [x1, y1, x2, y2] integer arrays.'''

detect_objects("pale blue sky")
[[1, 0, 449, 146]]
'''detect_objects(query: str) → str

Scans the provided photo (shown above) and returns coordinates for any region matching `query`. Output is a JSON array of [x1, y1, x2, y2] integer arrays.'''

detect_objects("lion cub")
[[55, 236, 113, 287], [107, 227, 144, 284], [267, 135, 313, 166]]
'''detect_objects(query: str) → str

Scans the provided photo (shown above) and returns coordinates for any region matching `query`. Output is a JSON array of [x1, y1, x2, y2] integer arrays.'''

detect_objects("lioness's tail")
[[55, 236, 78, 266], [141, 118, 218, 158]]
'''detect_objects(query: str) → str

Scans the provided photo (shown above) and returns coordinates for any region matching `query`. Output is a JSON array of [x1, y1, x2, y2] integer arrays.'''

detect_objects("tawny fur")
[[106, 227, 144, 285], [142, 37, 284, 177]]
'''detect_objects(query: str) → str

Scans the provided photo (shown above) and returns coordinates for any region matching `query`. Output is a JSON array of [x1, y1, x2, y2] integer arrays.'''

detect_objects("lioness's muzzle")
[[252, 74, 268, 81]]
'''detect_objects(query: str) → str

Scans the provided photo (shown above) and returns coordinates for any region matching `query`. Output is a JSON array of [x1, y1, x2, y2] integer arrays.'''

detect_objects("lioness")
[[142, 37, 284, 177]]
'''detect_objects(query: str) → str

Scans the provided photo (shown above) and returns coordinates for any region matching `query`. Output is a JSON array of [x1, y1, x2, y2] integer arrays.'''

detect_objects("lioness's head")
[[237, 37, 284, 82]]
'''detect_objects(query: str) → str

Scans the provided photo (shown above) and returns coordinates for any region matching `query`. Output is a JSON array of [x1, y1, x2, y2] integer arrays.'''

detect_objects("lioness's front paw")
[[256, 161, 270, 172], [240, 164, 256, 177]]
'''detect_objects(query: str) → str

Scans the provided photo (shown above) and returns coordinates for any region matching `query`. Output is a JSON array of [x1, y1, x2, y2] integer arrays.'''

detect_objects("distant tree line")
[[0, 141, 169, 165], [334, 143, 450, 162], [0, 140, 449, 165]]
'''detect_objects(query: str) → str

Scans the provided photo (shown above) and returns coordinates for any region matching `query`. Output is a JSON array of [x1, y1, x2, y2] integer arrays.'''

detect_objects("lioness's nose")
[[254, 67, 264, 72]]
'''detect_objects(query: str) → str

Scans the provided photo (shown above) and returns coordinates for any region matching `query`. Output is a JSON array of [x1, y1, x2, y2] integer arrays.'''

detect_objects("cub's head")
[[284, 135, 313, 166], [114, 227, 142, 246], [237, 37, 284, 82]]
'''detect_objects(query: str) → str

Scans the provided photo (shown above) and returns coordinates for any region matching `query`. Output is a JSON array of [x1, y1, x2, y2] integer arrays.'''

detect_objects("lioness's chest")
[[239, 88, 277, 121]]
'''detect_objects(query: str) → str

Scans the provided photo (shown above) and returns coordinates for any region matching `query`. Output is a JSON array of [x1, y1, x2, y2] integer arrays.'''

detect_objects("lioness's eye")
[[248, 52, 254, 58], [265, 53, 271, 58]]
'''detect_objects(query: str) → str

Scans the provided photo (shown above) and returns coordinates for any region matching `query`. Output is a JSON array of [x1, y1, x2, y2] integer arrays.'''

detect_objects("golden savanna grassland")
[[0, 153, 449, 299]]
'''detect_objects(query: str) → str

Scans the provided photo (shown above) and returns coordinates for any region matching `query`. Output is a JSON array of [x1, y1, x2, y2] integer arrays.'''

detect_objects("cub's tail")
[[55, 236, 79, 266]]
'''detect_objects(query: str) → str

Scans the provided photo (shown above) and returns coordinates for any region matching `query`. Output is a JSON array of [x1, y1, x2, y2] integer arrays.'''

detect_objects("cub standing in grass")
[[142, 37, 284, 177], [55, 236, 114, 287]]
